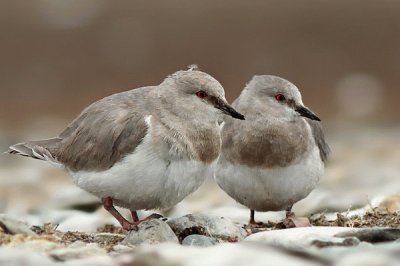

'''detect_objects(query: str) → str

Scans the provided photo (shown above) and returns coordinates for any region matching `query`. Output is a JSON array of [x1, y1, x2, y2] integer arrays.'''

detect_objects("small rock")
[[123, 219, 178, 245], [336, 250, 399, 266], [109, 244, 135, 256], [245, 227, 360, 249], [182, 234, 217, 247], [377, 194, 400, 212], [49, 243, 107, 261], [167, 213, 247, 241], [335, 228, 400, 243], [94, 232, 125, 244], [0, 247, 55, 266], [0, 214, 36, 235], [318, 241, 400, 265], [64, 255, 114, 266], [7, 239, 61, 253], [69, 240, 87, 248], [128, 242, 322, 266], [281, 217, 311, 228]]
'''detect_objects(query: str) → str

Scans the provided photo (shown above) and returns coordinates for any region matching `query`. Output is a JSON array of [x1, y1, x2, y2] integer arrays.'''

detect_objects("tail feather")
[[6, 143, 36, 157], [6, 138, 62, 167]]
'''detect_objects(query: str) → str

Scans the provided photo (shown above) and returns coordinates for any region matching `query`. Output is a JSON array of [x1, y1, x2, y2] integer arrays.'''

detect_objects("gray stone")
[[123, 219, 179, 245], [108, 244, 134, 257], [245, 226, 360, 249], [182, 234, 217, 247], [335, 228, 400, 243], [335, 251, 399, 266], [49, 243, 107, 261], [0, 214, 36, 235], [64, 256, 114, 266], [94, 232, 125, 243], [0, 247, 56, 266], [127, 242, 322, 266], [319, 242, 400, 266], [167, 213, 247, 241], [6, 239, 62, 253]]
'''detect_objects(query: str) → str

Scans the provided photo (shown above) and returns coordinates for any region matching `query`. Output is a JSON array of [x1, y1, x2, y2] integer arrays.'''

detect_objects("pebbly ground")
[[0, 125, 400, 265], [1, 203, 400, 265]]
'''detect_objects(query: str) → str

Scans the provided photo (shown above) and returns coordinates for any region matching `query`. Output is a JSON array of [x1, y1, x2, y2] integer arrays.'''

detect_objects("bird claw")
[[122, 213, 164, 231], [282, 216, 311, 228], [146, 213, 164, 219]]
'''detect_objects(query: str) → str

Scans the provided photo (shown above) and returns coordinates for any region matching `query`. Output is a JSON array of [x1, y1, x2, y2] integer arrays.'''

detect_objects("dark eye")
[[275, 94, 286, 102], [196, 90, 207, 98]]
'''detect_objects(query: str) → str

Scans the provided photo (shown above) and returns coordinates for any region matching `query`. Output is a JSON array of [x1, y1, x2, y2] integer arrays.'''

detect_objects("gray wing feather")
[[7, 90, 150, 172], [306, 119, 330, 163], [48, 97, 149, 171], [7, 138, 63, 166]]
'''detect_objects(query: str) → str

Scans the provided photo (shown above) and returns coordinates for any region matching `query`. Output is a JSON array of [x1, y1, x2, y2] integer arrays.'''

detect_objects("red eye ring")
[[275, 94, 286, 102], [196, 90, 207, 98]]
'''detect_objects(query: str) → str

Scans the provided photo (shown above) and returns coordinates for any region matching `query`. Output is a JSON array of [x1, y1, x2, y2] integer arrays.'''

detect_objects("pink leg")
[[249, 209, 256, 224], [130, 210, 139, 222], [101, 196, 163, 230], [101, 196, 133, 230], [249, 209, 264, 226]]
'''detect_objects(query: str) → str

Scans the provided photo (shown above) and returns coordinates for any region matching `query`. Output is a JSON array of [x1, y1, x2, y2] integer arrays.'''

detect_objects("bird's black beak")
[[214, 98, 245, 120], [295, 105, 321, 121]]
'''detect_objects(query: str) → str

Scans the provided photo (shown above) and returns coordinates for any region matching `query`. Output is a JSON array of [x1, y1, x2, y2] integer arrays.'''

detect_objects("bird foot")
[[123, 213, 165, 231], [249, 219, 265, 227], [282, 216, 311, 228], [286, 211, 295, 219], [102, 196, 164, 231]]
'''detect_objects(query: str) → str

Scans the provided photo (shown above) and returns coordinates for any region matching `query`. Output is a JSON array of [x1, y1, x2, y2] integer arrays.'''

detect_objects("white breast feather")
[[70, 115, 212, 210], [215, 141, 324, 211]]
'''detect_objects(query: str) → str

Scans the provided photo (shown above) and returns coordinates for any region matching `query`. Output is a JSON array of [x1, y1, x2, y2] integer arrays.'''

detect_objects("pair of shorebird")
[[7, 67, 329, 230]]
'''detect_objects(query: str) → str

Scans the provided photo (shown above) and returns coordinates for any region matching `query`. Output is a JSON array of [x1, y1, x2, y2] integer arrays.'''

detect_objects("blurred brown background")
[[0, 1, 399, 226], [1, 0, 400, 132]]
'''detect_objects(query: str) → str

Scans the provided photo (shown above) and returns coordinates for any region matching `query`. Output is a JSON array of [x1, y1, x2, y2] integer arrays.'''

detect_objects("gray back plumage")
[[49, 91, 149, 171], [8, 87, 151, 171], [7, 69, 231, 172]]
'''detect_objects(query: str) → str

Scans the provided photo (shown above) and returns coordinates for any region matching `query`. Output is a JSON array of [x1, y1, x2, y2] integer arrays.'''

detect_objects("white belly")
[[215, 145, 324, 211], [70, 117, 212, 210], [71, 152, 211, 210]]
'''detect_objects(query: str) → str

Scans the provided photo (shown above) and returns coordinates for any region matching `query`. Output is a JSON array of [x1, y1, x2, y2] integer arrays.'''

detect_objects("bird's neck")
[[156, 114, 221, 163]]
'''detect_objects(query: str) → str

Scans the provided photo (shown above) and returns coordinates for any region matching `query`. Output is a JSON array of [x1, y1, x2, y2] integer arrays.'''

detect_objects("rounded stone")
[[182, 234, 217, 247]]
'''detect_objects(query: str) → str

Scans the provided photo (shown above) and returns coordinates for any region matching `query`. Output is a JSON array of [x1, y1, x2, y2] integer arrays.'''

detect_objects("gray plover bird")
[[7, 68, 244, 230], [215, 75, 329, 225]]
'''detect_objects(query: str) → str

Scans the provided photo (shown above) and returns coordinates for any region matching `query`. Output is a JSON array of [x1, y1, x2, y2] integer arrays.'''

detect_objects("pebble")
[[94, 232, 125, 243], [0, 214, 36, 235], [319, 241, 400, 266], [6, 239, 62, 253], [63, 255, 114, 266], [0, 247, 56, 266], [108, 244, 135, 257], [335, 228, 400, 243], [182, 234, 217, 247], [49, 243, 107, 261], [377, 194, 400, 212], [167, 213, 247, 241], [245, 227, 360, 249], [127, 242, 322, 266], [123, 219, 179, 245]]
